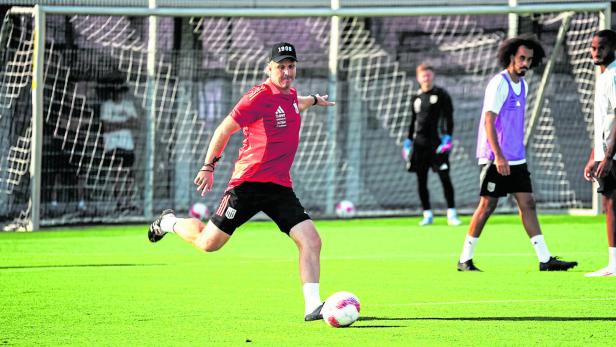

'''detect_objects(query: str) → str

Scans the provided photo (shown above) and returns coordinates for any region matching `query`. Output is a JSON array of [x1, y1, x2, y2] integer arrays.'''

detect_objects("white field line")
[[232, 251, 603, 261], [372, 297, 616, 307]]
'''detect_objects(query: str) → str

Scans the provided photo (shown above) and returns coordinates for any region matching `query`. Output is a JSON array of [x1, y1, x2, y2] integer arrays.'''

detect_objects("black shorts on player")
[[103, 148, 135, 169], [408, 143, 449, 173], [594, 160, 616, 196], [479, 163, 532, 197], [210, 182, 311, 235]]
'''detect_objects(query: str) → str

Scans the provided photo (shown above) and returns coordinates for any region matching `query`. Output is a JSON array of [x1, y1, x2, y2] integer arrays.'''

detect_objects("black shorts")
[[594, 161, 616, 196], [210, 182, 311, 236], [408, 144, 450, 173], [103, 148, 135, 169], [479, 163, 533, 197]]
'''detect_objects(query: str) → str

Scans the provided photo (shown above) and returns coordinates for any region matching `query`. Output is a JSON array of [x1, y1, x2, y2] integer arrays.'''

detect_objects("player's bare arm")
[[194, 115, 241, 196], [484, 110, 510, 176], [584, 148, 596, 181], [595, 110, 616, 178], [298, 94, 335, 112]]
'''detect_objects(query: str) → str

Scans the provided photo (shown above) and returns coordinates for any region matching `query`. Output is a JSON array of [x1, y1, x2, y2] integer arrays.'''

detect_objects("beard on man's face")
[[594, 51, 616, 66], [600, 53, 615, 66]]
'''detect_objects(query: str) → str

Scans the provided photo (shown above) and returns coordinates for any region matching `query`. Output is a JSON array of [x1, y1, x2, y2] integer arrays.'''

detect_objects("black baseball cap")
[[270, 42, 298, 62]]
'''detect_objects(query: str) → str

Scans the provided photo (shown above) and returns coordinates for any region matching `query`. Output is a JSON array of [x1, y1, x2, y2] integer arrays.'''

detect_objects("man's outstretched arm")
[[298, 94, 335, 112]]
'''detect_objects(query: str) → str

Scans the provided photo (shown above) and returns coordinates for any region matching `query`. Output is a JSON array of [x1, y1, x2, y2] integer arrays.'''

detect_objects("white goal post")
[[0, 1, 610, 230]]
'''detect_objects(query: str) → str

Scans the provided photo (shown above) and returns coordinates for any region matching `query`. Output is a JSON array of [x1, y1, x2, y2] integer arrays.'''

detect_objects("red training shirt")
[[227, 79, 301, 190]]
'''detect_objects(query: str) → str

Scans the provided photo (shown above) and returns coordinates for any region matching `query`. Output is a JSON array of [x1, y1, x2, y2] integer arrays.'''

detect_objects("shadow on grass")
[[0, 263, 165, 270], [349, 325, 404, 328], [360, 316, 616, 322]]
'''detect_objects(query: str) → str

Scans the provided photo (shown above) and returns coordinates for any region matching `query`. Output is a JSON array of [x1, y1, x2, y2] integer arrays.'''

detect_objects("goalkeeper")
[[404, 64, 461, 226]]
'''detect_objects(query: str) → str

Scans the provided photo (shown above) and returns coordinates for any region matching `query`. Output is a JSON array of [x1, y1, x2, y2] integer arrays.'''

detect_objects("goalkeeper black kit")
[[407, 86, 453, 149], [407, 86, 456, 211]]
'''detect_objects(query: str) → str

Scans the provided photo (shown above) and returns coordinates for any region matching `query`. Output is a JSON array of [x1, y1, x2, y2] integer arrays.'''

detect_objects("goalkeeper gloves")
[[402, 139, 413, 160], [436, 135, 453, 154]]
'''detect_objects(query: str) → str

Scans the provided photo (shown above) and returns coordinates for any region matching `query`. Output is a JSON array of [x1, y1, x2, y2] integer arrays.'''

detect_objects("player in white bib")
[[583, 29, 616, 277]]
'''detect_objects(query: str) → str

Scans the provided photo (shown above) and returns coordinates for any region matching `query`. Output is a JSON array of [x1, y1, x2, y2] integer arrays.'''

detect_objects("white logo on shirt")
[[293, 102, 299, 114], [516, 100, 521, 107], [430, 95, 438, 104], [414, 98, 422, 113], [275, 106, 287, 128]]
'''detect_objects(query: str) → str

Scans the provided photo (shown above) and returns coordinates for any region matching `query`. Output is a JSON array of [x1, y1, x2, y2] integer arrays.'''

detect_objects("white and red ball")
[[335, 200, 356, 218], [189, 202, 209, 220], [322, 291, 361, 327]]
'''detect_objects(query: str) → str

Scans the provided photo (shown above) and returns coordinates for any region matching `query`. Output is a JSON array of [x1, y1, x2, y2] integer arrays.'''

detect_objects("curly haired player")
[[457, 34, 577, 272]]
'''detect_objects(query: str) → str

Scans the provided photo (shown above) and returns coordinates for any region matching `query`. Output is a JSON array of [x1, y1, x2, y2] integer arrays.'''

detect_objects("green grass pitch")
[[2, 215, 616, 346]]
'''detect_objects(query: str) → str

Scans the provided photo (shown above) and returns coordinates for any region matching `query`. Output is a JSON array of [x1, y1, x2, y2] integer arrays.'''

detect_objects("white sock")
[[608, 247, 616, 270], [160, 214, 177, 233], [447, 208, 458, 219], [459, 235, 479, 263], [530, 235, 551, 263], [423, 210, 433, 219], [302, 283, 321, 316]]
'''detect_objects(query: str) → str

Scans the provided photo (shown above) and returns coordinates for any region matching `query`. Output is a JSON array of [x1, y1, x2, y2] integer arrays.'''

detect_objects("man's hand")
[[402, 139, 413, 160], [494, 154, 510, 176], [314, 94, 336, 107], [594, 158, 613, 179], [584, 158, 596, 182], [194, 168, 214, 197], [436, 135, 453, 154], [299, 94, 336, 112]]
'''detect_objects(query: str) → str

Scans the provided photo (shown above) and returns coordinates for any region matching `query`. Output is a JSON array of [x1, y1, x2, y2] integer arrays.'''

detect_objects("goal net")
[[0, 3, 606, 230]]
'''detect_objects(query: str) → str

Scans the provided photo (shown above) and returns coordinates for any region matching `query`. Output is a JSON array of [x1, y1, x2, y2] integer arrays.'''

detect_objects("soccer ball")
[[189, 202, 209, 220], [322, 291, 361, 328], [335, 200, 356, 218]]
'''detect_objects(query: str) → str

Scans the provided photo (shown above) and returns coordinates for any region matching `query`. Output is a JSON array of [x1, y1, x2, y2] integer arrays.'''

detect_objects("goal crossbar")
[[40, 2, 610, 18]]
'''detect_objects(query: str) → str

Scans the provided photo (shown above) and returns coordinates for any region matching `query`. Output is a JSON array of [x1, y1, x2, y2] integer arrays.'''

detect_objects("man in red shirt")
[[147, 42, 335, 321]]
